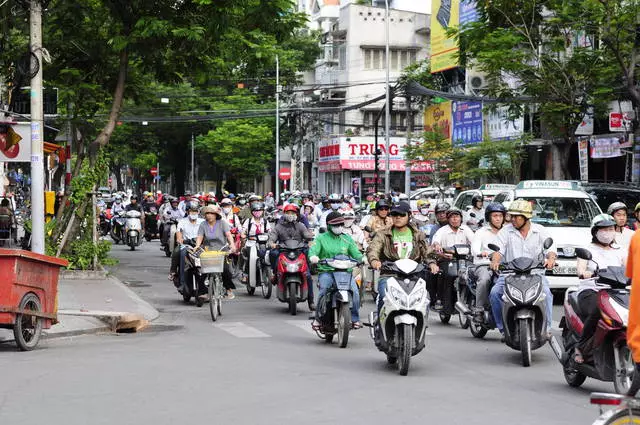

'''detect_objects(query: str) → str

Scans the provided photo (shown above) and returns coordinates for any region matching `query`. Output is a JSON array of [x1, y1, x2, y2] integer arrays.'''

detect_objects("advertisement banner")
[[452, 101, 483, 145], [350, 178, 361, 203], [578, 138, 589, 182], [431, 0, 460, 73], [633, 141, 640, 184], [486, 106, 524, 141], [0, 122, 32, 162], [459, 0, 478, 25], [590, 137, 624, 159], [424, 101, 452, 143], [575, 107, 594, 136]]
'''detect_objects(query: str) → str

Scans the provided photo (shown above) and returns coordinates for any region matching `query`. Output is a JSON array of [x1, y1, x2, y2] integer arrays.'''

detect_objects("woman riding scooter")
[[573, 213, 627, 363]]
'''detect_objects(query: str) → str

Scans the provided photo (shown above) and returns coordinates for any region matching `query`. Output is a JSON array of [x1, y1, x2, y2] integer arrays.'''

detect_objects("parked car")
[[579, 181, 640, 226], [451, 183, 516, 211]]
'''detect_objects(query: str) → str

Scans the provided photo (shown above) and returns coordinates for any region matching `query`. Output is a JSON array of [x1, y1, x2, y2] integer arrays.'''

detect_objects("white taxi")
[[452, 183, 516, 211], [492, 180, 603, 290]]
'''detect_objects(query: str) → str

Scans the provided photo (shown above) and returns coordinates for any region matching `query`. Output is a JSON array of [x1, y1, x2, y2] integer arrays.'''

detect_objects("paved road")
[[0, 240, 611, 425]]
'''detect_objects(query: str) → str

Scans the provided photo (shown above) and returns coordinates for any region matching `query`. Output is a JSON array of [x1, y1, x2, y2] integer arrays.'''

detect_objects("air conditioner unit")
[[466, 69, 488, 92]]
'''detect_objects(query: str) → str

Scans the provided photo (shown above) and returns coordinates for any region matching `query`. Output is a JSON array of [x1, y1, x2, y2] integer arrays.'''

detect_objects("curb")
[[43, 325, 112, 340], [108, 275, 160, 322], [60, 270, 108, 280]]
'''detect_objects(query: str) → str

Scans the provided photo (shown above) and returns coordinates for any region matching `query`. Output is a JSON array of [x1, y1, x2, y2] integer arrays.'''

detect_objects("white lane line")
[[214, 322, 271, 338], [285, 320, 317, 335]]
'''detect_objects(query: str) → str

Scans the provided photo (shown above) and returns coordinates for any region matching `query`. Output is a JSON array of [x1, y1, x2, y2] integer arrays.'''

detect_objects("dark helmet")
[[446, 207, 463, 218], [471, 194, 483, 205], [130, 195, 138, 201], [375, 200, 390, 210], [484, 202, 507, 222], [250, 202, 265, 211], [326, 211, 345, 226], [187, 201, 200, 211], [434, 202, 450, 214]]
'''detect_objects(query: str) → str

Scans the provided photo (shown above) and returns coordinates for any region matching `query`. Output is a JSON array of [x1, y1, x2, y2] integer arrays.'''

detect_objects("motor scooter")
[[163, 219, 178, 257], [436, 244, 472, 325], [124, 210, 143, 251], [144, 206, 159, 241], [273, 239, 310, 316], [244, 233, 272, 298], [111, 211, 126, 244]]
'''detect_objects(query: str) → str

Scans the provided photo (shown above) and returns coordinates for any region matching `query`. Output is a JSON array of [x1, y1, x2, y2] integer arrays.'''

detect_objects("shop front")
[[317, 136, 433, 197]]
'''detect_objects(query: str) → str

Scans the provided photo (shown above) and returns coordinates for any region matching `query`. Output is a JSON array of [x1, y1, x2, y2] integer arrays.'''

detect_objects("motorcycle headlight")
[[506, 284, 524, 303], [524, 282, 541, 303], [408, 287, 426, 307], [286, 263, 300, 273], [287, 252, 297, 260], [388, 285, 407, 307]]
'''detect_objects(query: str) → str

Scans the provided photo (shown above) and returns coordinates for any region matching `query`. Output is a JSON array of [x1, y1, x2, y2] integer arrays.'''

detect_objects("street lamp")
[[384, 0, 391, 194]]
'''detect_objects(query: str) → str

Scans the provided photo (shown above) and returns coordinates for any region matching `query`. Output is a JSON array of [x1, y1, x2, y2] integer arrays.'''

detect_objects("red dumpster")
[[0, 249, 68, 351]]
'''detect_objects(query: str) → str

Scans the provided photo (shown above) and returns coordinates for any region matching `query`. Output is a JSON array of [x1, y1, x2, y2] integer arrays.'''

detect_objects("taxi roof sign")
[[516, 180, 578, 190], [479, 184, 515, 190]]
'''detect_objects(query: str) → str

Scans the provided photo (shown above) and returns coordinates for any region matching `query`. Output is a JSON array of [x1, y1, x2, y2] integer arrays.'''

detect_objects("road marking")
[[285, 320, 317, 335], [214, 322, 270, 338]]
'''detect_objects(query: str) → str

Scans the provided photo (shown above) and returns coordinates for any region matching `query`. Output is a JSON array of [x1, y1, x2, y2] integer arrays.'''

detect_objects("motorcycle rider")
[[267, 204, 315, 310], [125, 195, 145, 227], [412, 199, 432, 232], [367, 202, 437, 317], [573, 213, 627, 363], [142, 193, 156, 211], [161, 198, 183, 247], [309, 212, 363, 328], [608, 202, 634, 251], [168, 202, 204, 287], [342, 209, 365, 249], [470, 202, 506, 322], [319, 193, 343, 229], [428, 202, 451, 243], [177, 192, 192, 217], [112, 196, 125, 215], [364, 199, 392, 239], [220, 198, 242, 231], [302, 202, 318, 228], [489, 199, 556, 340], [431, 207, 475, 311], [627, 224, 640, 369], [264, 192, 275, 210], [464, 194, 485, 231], [240, 201, 272, 283], [238, 195, 260, 221]]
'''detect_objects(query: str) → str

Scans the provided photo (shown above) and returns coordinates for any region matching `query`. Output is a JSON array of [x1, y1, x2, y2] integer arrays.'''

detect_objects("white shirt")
[[615, 227, 635, 252], [344, 223, 365, 247], [164, 206, 183, 221], [577, 242, 626, 293], [242, 217, 272, 237], [432, 225, 475, 248], [177, 217, 203, 240], [471, 226, 500, 265], [493, 222, 557, 263]]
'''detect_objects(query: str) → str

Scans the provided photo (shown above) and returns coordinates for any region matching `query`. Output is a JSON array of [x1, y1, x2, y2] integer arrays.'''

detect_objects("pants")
[[377, 277, 388, 314], [269, 248, 313, 300], [489, 274, 553, 333], [318, 272, 360, 322], [161, 223, 173, 245], [470, 265, 493, 309], [577, 290, 599, 351]]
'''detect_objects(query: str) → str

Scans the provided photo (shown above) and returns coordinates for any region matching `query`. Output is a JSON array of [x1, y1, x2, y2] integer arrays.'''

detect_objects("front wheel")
[[209, 276, 219, 322], [520, 319, 532, 367], [563, 354, 587, 387], [246, 284, 255, 296], [289, 281, 297, 316], [398, 324, 413, 376], [598, 409, 640, 425], [439, 312, 451, 324], [261, 267, 272, 299], [337, 303, 350, 348], [13, 293, 43, 351], [613, 342, 640, 395], [457, 284, 470, 329]]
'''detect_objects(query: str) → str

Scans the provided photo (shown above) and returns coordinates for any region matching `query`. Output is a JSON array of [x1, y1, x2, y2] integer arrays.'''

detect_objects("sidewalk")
[[0, 274, 159, 343]]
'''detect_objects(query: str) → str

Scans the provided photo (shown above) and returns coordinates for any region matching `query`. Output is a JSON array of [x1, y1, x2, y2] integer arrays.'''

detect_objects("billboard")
[[452, 101, 483, 145], [431, 0, 460, 73], [424, 101, 452, 143], [0, 122, 32, 162]]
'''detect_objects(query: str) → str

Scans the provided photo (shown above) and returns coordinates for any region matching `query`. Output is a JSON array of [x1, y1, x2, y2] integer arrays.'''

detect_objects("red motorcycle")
[[229, 227, 243, 277], [274, 239, 310, 316], [551, 247, 640, 395]]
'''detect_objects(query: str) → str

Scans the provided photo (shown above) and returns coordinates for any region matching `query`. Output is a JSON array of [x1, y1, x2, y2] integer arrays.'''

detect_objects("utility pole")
[[404, 94, 412, 195], [384, 0, 391, 194], [275, 55, 281, 200], [30, 0, 45, 254], [190, 133, 194, 193]]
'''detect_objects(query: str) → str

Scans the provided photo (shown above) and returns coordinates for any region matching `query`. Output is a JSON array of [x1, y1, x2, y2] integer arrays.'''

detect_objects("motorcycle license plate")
[[552, 264, 577, 275]]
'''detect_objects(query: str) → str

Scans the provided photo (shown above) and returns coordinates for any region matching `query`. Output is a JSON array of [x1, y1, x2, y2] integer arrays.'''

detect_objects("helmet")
[[187, 201, 200, 211], [220, 198, 233, 206], [434, 203, 450, 214], [591, 213, 616, 238], [507, 199, 533, 219], [283, 204, 299, 213], [248, 195, 262, 203], [130, 195, 138, 201], [635, 202, 640, 212], [375, 200, 390, 210], [328, 193, 342, 202], [341, 209, 355, 218], [326, 211, 345, 226], [303, 201, 315, 212], [250, 202, 265, 211], [267, 192, 273, 197], [417, 199, 431, 209], [607, 202, 627, 216], [156, 190, 162, 195], [227, 193, 235, 200], [170, 197, 179, 205], [471, 194, 483, 205], [398, 193, 409, 201], [446, 207, 463, 218], [202, 205, 221, 216], [484, 202, 507, 222]]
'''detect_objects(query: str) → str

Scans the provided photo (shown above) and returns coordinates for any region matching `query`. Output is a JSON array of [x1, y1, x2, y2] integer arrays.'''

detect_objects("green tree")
[[404, 124, 456, 193], [453, 139, 527, 184]]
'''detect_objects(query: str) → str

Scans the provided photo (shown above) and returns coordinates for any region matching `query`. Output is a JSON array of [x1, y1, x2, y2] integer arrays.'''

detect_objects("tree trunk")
[[550, 142, 572, 180]]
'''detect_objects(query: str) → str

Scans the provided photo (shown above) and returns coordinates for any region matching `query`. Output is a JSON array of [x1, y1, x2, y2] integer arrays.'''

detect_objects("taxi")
[[451, 183, 516, 211], [492, 180, 603, 290]]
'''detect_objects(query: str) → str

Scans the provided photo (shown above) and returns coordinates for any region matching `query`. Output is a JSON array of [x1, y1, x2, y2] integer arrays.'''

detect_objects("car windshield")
[[519, 196, 599, 227]]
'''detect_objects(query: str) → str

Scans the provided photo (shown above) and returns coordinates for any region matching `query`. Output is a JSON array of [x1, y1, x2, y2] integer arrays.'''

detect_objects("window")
[[400, 50, 408, 68], [364, 50, 372, 69], [363, 48, 418, 70], [391, 51, 399, 71]]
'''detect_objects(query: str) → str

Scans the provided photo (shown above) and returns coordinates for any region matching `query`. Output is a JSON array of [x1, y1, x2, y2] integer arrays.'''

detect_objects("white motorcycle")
[[244, 233, 272, 298], [124, 210, 143, 251], [368, 259, 430, 376], [163, 219, 178, 257]]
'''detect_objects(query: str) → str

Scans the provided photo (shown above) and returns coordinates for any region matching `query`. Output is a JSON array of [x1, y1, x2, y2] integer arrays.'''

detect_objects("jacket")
[[366, 214, 392, 233], [366, 223, 434, 266], [308, 232, 363, 273], [268, 220, 313, 245]]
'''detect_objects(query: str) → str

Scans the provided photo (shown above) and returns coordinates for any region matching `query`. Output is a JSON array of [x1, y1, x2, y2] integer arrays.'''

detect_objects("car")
[[451, 183, 516, 211], [578, 181, 640, 226], [409, 187, 454, 213], [492, 180, 603, 291]]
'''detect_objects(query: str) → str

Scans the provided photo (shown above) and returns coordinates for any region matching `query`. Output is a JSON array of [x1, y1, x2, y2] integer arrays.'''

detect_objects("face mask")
[[285, 214, 297, 223], [344, 219, 354, 227], [330, 225, 344, 235], [189, 213, 199, 220], [222, 207, 232, 214], [239, 200, 246, 206], [596, 229, 616, 245], [419, 208, 429, 216], [330, 203, 341, 210], [252, 211, 263, 219]]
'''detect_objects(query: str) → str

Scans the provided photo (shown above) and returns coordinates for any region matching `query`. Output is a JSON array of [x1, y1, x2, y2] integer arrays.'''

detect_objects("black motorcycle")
[[144, 206, 159, 241], [435, 244, 472, 324]]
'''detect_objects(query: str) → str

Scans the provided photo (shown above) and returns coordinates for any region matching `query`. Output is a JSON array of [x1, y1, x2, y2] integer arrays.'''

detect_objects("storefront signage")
[[452, 101, 483, 145]]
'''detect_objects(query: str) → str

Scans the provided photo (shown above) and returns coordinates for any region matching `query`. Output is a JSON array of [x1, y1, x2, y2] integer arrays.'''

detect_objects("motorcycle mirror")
[[318, 228, 326, 234], [364, 226, 373, 233], [469, 212, 476, 218], [575, 248, 592, 261], [543, 238, 553, 250], [487, 243, 500, 252]]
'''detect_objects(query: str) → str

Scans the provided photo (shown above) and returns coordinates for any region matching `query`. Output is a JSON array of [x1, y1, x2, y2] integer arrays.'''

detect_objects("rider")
[[302, 202, 318, 228], [112, 195, 125, 215], [573, 213, 626, 363], [238, 195, 260, 221], [177, 192, 192, 217], [428, 202, 450, 243], [220, 198, 242, 231], [267, 204, 315, 310], [309, 212, 363, 328], [367, 201, 437, 317], [125, 195, 145, 227], [161, 198, 183, 247], [319, 193, 343, 229], [412, 199, 432, 232], [608, 202, 634, 251], [431, 207, 475, 311], [470, 202, 506, 322], [364, 199, 392, 239], [168, 201, 203, 287], [141, 193, 156, 211], [633, 202, 640, 231], [489, 199, 556, 341], [240, 201, 271, 283], [464, 194, 485, 231], [341, 209, 365, 250]]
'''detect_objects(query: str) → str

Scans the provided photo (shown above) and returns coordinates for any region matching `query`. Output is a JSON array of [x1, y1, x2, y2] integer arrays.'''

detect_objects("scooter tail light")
[[590, 393, 625, 406], [598, 291, 623, 326]]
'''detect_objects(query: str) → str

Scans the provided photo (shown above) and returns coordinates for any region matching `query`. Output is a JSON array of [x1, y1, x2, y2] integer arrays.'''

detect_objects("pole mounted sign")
[[278, 168, 291, 180], [150, 167, 158, 176]]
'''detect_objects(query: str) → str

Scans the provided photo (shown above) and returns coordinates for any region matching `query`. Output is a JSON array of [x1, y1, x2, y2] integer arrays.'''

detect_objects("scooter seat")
[[568, 291, 586, 320]]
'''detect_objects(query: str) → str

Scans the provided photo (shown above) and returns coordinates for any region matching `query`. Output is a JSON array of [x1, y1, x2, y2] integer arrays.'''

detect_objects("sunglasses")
[[378, 207, 390, 211], [390, 212, 408, 217]]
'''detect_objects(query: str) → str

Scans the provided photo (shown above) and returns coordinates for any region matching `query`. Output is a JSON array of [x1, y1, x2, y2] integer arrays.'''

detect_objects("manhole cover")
[[123, 280, 151, 288]]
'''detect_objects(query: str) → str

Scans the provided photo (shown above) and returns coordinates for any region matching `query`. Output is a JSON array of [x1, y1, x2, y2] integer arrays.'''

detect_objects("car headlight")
[[506, 284, 524, 303], [388, 285, 407, 307], [524, 282, 541, 303], [408, 287, 426, 307], [286, 263, 300, 273]]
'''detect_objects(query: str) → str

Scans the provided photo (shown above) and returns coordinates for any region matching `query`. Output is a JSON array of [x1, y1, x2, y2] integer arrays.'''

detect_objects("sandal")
[[574, 348, 584, 364], [352, 321, 363, 329], [168, 272, 176, 281], [226, 290, 236, 300]]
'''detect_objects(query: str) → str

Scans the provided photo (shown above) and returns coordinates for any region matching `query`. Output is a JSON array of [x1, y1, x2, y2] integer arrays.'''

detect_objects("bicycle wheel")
[[209, 276, 218, 322], [599, 408, 640, 425]]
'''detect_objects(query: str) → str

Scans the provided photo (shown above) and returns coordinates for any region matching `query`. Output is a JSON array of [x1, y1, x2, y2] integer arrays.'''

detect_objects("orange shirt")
[[626, 230, 640, 362]]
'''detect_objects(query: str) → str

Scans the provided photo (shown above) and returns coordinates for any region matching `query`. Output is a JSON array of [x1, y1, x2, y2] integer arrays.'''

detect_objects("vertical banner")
[[424, 101, 452, 143], [431, 0, 460, 73], [578, 138, 589, 182], [459, 0, 478, 25], [633, 139, 640, 184], [452, 101, 483, 145], [351, 177, 361, 204]]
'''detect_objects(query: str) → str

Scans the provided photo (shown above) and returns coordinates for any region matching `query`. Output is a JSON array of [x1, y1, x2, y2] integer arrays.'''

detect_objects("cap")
[[390, 201, 411, 215]]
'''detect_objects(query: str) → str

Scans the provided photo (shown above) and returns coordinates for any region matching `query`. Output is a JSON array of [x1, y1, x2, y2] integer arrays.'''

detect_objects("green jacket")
[[309, 231, 363, 273], [366, 223, 435, 266]]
